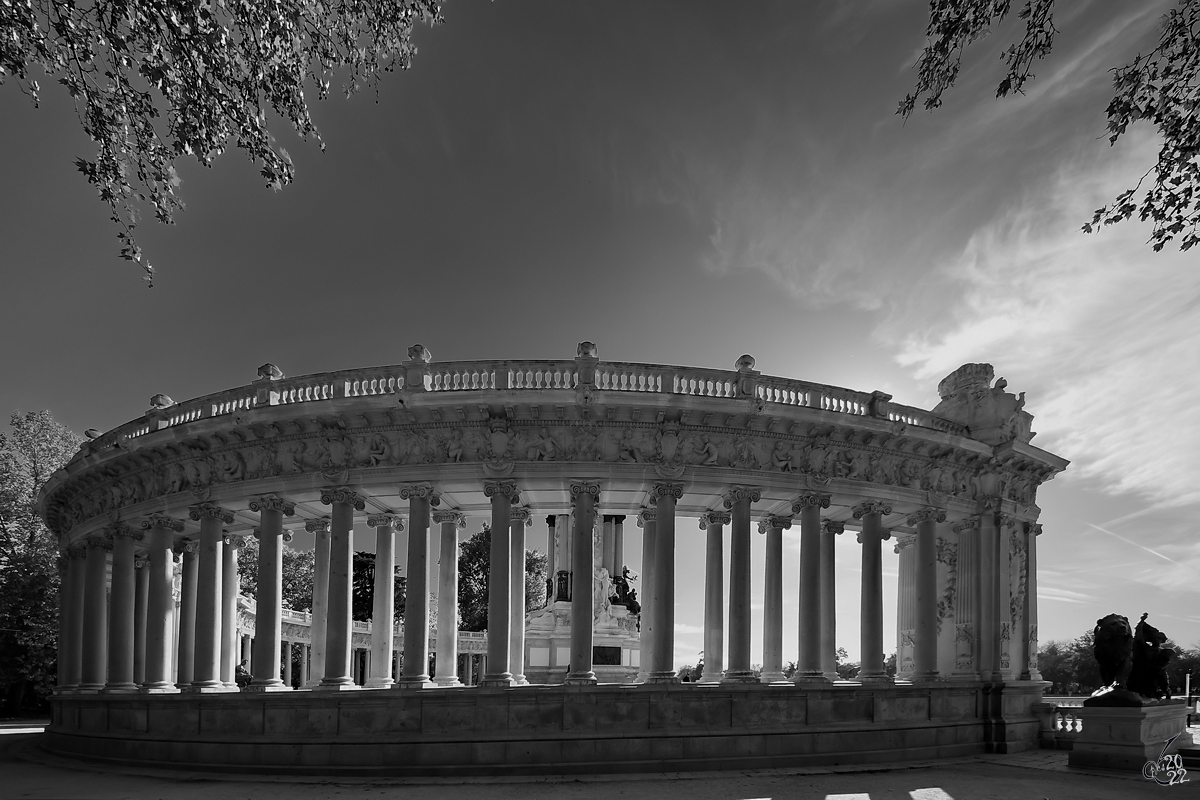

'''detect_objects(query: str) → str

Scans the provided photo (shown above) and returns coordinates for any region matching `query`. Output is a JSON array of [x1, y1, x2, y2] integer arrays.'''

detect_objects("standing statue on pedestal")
[[1087, 612, 1178, 706]]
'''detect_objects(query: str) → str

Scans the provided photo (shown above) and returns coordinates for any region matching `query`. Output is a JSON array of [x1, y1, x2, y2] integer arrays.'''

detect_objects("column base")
[[101, 683, 140, 694], [512, 673, 528, 685], [433, 677, 463, 688], [181, 683, 238, 694], [792, 672, 832, 687], [759, 671, 788, 683], [395, 677, 436, 689], [721, 671, 759, 684], [314, 679, 359, 692], [244, 679, 290, 692], [139, 682, 179, 694], [479, 675, 515, 688], [698, 672, 723, 684], [857, 673, 894, 684], [564, 671, 597, 685], [364, 678, 395, 689], [910, 671, 941, 683], [644, 672, 680, 684]]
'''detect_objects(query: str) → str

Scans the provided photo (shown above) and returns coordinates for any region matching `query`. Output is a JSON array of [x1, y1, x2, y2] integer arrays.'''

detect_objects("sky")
[[2, 0, 1197, 669]]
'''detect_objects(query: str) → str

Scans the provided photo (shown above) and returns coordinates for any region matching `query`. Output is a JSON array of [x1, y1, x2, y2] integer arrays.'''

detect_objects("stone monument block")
[[1069, 702, 1189, 771]]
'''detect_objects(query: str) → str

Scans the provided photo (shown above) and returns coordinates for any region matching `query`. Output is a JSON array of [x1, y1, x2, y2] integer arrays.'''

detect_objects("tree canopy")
[[457, 522, 548, 633], [1, 0, 441, 283], [903, 0, 1200, 253]]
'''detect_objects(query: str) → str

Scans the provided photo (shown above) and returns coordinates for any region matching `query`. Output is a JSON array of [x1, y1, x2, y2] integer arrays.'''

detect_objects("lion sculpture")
[[1092, 613, 1134, 691]]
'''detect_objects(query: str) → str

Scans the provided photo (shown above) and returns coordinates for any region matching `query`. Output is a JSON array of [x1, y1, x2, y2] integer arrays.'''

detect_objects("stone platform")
[[1069, 701, 1190, 772], [46, 681, 1045, 777]]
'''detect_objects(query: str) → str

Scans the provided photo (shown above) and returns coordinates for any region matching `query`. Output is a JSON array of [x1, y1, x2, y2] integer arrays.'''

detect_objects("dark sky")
[[2, 0, 1197, 658]]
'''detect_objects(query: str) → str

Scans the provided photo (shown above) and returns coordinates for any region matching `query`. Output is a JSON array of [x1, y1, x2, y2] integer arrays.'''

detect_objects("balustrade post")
[[304, 517, 331, 687], [699, 511, 729, 683], [220, 533, 244, 687], [793, 493, 831, 683], [853, 501, 892, 683], [481, 481, 518, 686], [567, 483, 600, 685], [133, 553, 149, 686], [759, 514, 791, 683], [366, 513, 402, 688], [637, 509, 656, 682], [648, 482, 683, 683], [79, 535, 111, 692], [175, 540, 199, 688], [186, 505, 235, 692], [820, 520, 844, 680], [723, 486, 759, 684], [510, 507, 532, 685], [104, 526, 142, 693], [249, 495, 295, 691], [909, 507, 945, 681], [317, 488, 365, 690], [433, 510, 466, 686]]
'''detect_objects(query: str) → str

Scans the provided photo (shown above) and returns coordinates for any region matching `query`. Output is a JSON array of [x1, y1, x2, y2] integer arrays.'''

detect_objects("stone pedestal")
[[1069, 701, 1189, 771]]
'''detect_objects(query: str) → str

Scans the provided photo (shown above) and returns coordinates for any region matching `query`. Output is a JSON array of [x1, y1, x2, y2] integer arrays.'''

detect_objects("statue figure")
[[1087, 612, 1179, 705], [1127, 613, 1177, 700], [1092, 613, 1135, 691], [698, 435, 720, 466], [592, 566, 613, 624]]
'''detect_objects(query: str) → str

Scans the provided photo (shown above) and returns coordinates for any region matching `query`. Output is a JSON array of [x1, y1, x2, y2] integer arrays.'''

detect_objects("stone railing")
[[81, 356, 968, 453], [1033, 698, 1085, 750]]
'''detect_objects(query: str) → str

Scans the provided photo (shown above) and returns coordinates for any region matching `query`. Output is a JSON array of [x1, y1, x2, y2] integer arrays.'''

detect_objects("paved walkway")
[[2, 721, 1194, 800]]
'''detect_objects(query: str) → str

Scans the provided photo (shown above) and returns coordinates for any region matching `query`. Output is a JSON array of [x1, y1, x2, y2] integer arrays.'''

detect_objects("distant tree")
[[236, 535, 317, 613], [835, 647, 859, 680], [456, 522, 549, 633], [903, 0, 1200, 253], [0, 411, 82, 714], [1, 0, 442, 282], [350, 550, 405, 622]]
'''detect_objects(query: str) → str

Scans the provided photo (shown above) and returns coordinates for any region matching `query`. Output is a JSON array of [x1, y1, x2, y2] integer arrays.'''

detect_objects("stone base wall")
[[45, 681, 1045, 776]]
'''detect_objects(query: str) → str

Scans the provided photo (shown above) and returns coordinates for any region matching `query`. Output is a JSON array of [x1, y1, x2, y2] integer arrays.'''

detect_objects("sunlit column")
[[952, 516, 981, 680], [894, 534, 916, 680], [79, 534, 111, 692], [723, 486, 759, 684], [318, 487, 365, 690], [637, 508, 656, 682], [909, 507, 945, 681], [545, 515, 557, 606], [175, 540, 199, 688], [59, 546, 87, 691], [398, 484, 436, 688], [433, 509, 465, 686], [566, 483, 600, 685], [602, 514, 615, 574], [366, 513, 402, 688], [793, 493, 831, 683], [820, 520, 844, 680], [304, 517, 331, 687], [613, 515, 625, 576], [555, 513, 572, 602], [978, 503, 999, 681], [649, 482, 683, 683], [220, 533, 244, 687], [759, 514, 791, 683], [1022, 522, 1043, 681], [699, 510, 729, 683], [133, 553, 149, 686], [482, 481, 518, 686], [300, 643, 310, 686], [187, 504, 234, 692], [249, 495, 295, 691], [510, 507, 532, 685], [853, 501, 892, 683], [104, 525, 141, 693], [283, 641, 293, 687], [996, 515, 1019, 680]]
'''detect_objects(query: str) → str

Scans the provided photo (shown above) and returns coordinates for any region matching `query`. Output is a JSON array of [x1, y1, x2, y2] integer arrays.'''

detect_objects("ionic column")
[[613, 516, 625, 575], [820, 520, 844, 680], [304, 517, 331, 687], [759, 514, 791, 683], [793, 493, 831, 683], [433, 510, 465, 686], [482, 481, 519, 686], [283, 641, 293, 687], [978, 504, 999, 681], [1022, 523, 1043, 681], [852, 501, 892, 683], [79, 535, 111, 692], [545, 515, 557, 605], [602, 515, 616, 575], [300, 643, 310, 686], [186, 504, 234, 692], [636, 508, 656, 682], [510, 507, 532, 685], [58, 546, 87, 691], [398, 484, 437, 688], [554, 513, 572, 602], [699, 510, 729, 683], [722, 486, 759, 684], [105, 525, 142, 693], [952, 516, 981, 680], [648, 482, 683, 683], [894, 534, 916, 679], [908, 507, 945, 681], [133, 553, 149, 686], [175, 540, 199, 688], [566, 482, 600, 685], [997, 515, 1020, 681], [366, 513, 402, 688], [220, 533, 244, 687], [249, 495, 295, 691], [318, 488, 365, 690]]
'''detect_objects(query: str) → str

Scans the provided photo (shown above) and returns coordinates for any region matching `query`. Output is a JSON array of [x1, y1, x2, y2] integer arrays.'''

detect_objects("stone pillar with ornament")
[[1022, 522, 1043, 681], [793, 492, 830, 683], [510, 507, 532, 685], [318, 488, 364, 690], [894, 534, 916, 680], [567, 482, 600, 685], [482, 481, 518, 686], [952, 516, 981, 680], [913, 507, 945, 681], [249, 495, 295, 691], [723, 486, 759, 684], [699, 510, 729, 683], [759, 514, 791, 683], [853, 501, 892, 683], [133, 553, 149, 686], [366, 513, 402, 688]]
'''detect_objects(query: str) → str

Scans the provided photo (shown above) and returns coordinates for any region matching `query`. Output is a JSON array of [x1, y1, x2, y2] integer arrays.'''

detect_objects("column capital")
[[851, 501, 891, 519], [106, 524, 144, 542], [569, 481, 601, 501], [304, 516, 332, 534], [637, 507, 656, 526], [135, 555, 149, 568], [141, 514, 185, 532], [721, 486, 759, 508], [906, 507, 947, 527], [1025, 521, 1043, 536], [85, 533, 112, 550], [188, 503, 234, 524], [484, 480, 520, 503], [367, 513, 405, 531], [320, 487, 366, 510], [821, 519, 845, 535], [510, 507, 534, 525], [856, 528, 892, 544], [431, 509, 467, 527], [222, 533, 246, 548], [791, 493, 831, 513], [172, 539, 199, 556], [698, 510, 731, 528], [952, 515, 981, 533], [249, 494, 296, 515], [893, 533, 917, 554], [400, 483, 441, 505], [757, 515, 793, 534], [64, 544, 88, 559], [998, 513, 1021, 529]]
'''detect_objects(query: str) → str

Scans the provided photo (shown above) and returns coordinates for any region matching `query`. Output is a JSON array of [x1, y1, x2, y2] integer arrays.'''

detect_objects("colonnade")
[[55, 478, 1042, 693]]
